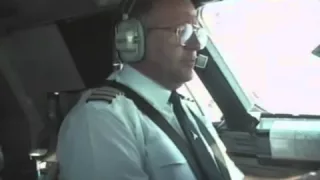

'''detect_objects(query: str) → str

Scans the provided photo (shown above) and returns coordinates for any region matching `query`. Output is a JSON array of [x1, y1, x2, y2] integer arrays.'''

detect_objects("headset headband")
[[119, 0, 137, 19], [115, 0, 146, 63]]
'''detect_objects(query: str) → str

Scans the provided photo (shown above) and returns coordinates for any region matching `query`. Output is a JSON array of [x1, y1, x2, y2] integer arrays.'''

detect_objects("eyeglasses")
[[147, 23, 208, 49]]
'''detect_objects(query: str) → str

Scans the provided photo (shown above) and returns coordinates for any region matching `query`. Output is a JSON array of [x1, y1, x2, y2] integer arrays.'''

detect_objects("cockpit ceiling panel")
[[0, 0, 221, 33], [0, 0, 121, 33]]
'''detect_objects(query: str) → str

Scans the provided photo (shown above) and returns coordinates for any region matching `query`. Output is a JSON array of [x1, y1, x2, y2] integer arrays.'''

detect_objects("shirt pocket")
[[146, 132, 196, 180]]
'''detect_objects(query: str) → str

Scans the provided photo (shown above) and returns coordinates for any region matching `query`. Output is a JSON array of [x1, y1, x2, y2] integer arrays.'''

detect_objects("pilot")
[[57, 0, 245, 179]]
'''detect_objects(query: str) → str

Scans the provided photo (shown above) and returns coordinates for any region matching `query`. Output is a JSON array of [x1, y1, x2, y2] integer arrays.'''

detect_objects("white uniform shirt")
[[57, 64, 244, 180]]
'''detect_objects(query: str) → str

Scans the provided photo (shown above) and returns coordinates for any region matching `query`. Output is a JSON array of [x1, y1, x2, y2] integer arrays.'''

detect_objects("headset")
[[114, 0, 209, 65], [114, 0, 146, 63]]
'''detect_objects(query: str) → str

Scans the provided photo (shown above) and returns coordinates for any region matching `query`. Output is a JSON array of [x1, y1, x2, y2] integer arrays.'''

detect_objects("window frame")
[[198, 4, 255, 112]]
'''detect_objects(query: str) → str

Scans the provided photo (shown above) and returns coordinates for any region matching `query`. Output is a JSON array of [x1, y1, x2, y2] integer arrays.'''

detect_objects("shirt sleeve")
[[57, 101, 149, 180]]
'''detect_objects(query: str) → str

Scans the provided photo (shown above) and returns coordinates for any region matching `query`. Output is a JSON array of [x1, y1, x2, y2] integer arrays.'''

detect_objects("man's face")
[[144, 0, 203, 85]]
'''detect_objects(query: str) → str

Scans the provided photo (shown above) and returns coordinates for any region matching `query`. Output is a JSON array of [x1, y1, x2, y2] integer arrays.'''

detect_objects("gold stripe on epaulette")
[[86, 86, 124, 103], [95, 86, 124, 95]]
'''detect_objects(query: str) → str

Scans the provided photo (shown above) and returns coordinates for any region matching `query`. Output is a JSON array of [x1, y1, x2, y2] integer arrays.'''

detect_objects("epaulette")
[[178, 93, 195, 102], [86, 86, 124, 103]]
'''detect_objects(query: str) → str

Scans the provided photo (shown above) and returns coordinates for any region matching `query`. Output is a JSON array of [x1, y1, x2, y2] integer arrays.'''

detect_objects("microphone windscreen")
[[195, 54, 208, 69]]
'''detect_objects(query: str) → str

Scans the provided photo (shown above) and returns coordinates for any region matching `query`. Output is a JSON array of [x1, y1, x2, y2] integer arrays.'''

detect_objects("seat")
[[0, 4, 119, 179], [43, 161, 59, 180]]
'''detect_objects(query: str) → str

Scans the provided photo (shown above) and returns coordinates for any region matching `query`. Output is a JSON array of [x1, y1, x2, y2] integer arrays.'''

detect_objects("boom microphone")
[[195, 54, 208, 69]]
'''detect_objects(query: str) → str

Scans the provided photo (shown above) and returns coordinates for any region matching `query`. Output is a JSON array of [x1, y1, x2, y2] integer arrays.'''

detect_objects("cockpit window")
[[201, 0, 320, 114]]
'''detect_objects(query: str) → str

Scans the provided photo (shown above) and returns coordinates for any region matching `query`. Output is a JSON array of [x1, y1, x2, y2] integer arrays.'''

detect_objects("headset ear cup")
[[115, 19, 145, 63]]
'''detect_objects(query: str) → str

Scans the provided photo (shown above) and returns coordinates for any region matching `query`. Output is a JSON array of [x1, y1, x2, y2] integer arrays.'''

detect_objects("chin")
[[181, 70, 194, 82], [172, 68, 194, 85]]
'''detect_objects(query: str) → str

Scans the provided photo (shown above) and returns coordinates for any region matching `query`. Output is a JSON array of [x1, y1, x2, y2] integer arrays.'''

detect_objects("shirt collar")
[[108, 64, 171, 108]]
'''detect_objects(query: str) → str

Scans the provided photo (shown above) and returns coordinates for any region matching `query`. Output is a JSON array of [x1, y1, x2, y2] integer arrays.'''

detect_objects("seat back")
[[1, 4, 119, 178], [43, 162, 59, 180]]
